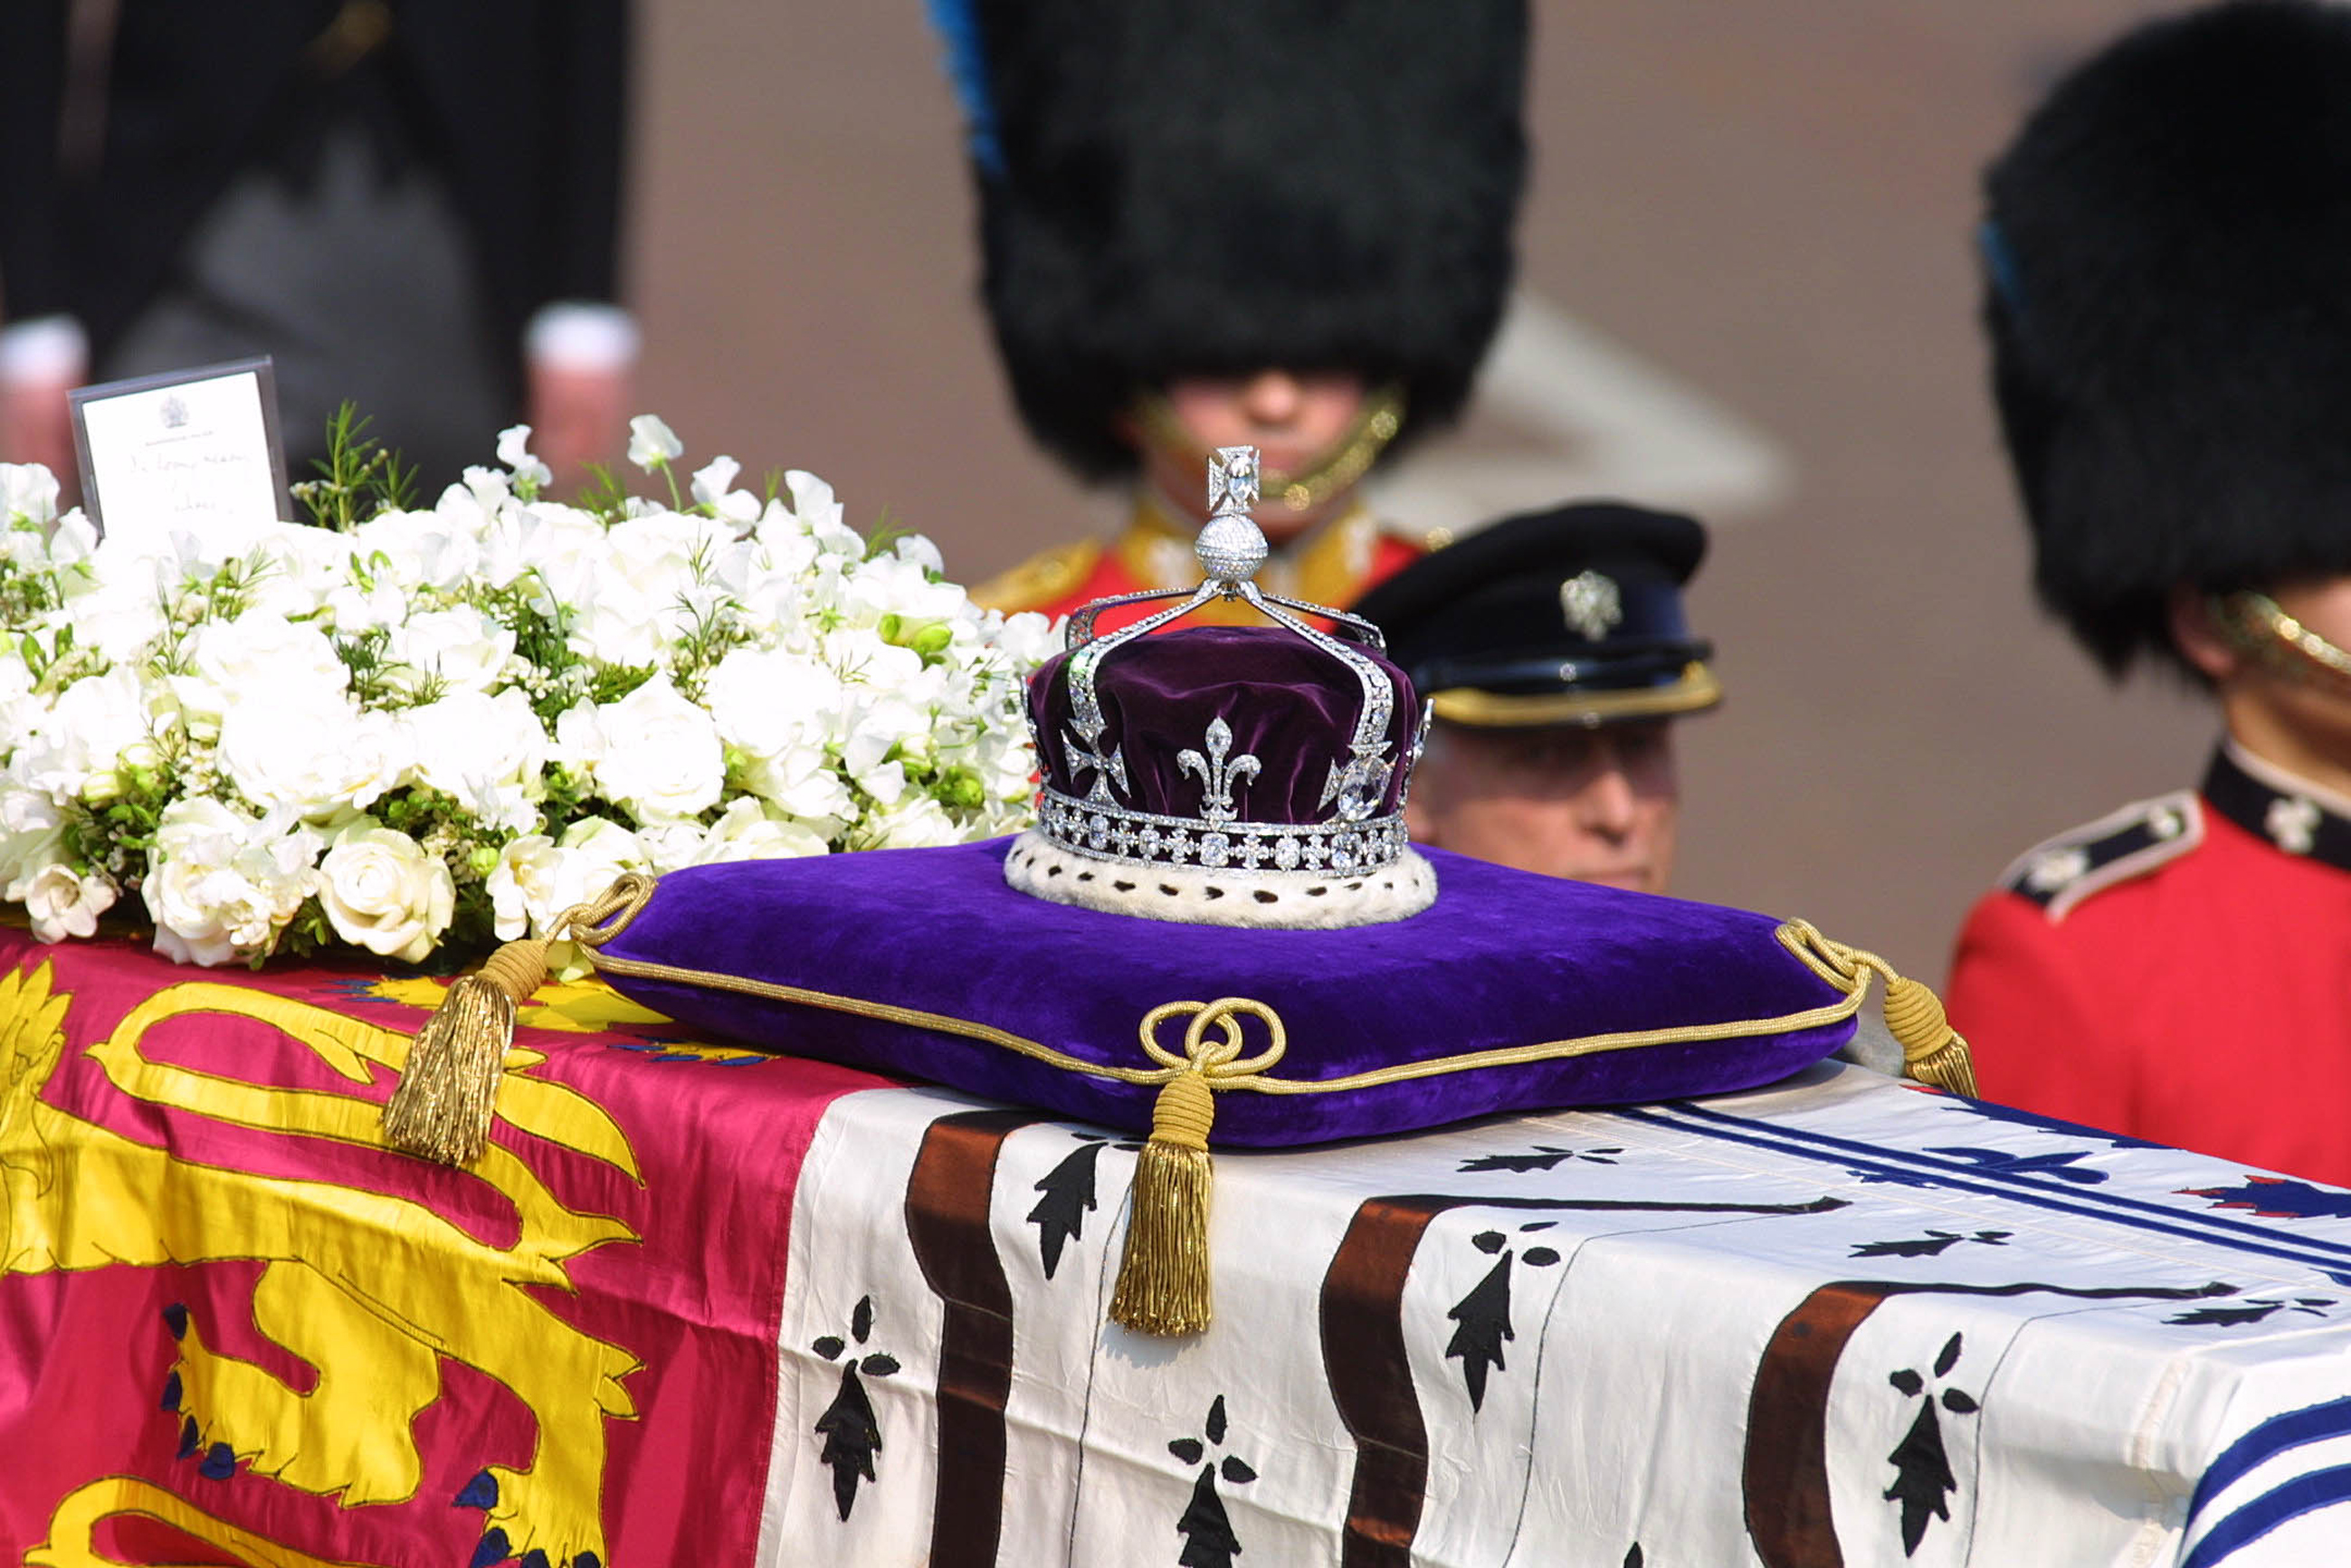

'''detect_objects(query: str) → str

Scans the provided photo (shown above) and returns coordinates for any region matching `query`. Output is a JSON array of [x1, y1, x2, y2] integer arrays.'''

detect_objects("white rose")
[[17, 860, 119, 942], [403, 688, 548, 834], [693, 797, 829, 864], [627, 414, 683, 470], [143, 797, 321, 966], [218, 698, 408, 820], [14, 668, 152, 803], [318, 824, 456, 963], [586, 675, 723, 822], [179, 610, 348, 723], [702, 646, 842, 759], [863, 791, 962, 850], [384, 607, 516, 693]]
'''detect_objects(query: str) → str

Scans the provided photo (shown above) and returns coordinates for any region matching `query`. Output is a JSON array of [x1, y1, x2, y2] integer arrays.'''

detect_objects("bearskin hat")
[[936, 0, 1528, 480], [1984, 0, 2351, 676]]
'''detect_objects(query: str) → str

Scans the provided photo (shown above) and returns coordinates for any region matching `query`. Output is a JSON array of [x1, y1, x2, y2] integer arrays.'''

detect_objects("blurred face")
[[1404, 718, 1681, 893], [1128, 371, 1368, 537]]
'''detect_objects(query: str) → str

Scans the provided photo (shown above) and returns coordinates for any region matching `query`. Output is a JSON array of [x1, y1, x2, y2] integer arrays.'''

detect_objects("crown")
[[1005, 447, 1436, 927]]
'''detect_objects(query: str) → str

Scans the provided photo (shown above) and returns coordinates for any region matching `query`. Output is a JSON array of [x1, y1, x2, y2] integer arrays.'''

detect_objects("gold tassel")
[[1110, 1070, 1217, 1336], [382, 936, 550, 1164], [1881, 974, 1980, 1098]]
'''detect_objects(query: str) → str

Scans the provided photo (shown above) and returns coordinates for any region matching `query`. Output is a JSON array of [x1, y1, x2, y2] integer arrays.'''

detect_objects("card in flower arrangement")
[[69, 356, 290, 547]]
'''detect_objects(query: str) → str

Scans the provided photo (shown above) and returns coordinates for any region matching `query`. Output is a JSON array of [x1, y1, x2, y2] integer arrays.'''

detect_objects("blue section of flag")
[[1639, 1103, 2351, 1273], [2187, 1398, 2351, 1529], [2184, 1463, 2351, 1568]]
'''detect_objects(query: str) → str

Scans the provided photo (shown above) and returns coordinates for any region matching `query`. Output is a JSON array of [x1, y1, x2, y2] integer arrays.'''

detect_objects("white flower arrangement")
[[0, 422, 1052, 967]]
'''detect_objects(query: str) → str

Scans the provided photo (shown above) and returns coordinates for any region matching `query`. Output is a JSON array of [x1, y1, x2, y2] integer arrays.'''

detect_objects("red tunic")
[[1948, 747, 2351, 1185]]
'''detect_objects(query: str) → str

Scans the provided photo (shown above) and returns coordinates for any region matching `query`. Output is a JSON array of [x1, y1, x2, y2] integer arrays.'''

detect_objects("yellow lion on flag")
[[0, 960, 642, 1568]]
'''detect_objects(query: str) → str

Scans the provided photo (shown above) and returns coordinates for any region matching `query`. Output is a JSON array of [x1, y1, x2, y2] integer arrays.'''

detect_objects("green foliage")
[[292, 403, 418, 529]]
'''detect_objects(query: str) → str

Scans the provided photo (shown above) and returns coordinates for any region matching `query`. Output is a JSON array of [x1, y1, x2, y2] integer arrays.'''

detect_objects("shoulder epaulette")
[[968, 539, 1103, 615], [1994, 790, 2203, 921]]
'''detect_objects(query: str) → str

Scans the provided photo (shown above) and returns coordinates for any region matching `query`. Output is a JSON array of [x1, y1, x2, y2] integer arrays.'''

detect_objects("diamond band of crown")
[[1037, 786, 1408, 876]]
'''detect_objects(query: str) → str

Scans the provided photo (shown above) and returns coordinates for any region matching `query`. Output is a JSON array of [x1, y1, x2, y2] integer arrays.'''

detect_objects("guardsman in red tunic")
[[1947, 1, 2351, 1185], [930, 2, 1529, 631]]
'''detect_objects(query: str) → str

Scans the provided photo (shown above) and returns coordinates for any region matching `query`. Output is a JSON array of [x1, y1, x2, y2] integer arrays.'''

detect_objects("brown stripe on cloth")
[[1323, 1193, 1849, 1567], [1743, 1277, 2234, 1568], [905, 1107, 1037, 1568]]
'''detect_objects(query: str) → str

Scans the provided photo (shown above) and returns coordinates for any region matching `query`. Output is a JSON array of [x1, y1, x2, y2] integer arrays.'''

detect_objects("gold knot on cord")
[[1110, 996, 1287, 1338], [1777, 919, 1979, 1098]]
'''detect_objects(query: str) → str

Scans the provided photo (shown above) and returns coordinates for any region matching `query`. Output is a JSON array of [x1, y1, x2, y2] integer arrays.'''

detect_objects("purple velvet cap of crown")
[[1027, 626, 1419, 824]]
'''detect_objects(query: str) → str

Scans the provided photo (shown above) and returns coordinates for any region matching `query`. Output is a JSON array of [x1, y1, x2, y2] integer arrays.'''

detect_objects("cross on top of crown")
[[1195, 446, 1269, 588], [1208, 446, 1260, 517]]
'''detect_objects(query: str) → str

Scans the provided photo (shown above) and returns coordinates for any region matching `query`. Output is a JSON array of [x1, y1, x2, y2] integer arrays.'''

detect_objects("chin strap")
[[1130, 383, 1405, 517]]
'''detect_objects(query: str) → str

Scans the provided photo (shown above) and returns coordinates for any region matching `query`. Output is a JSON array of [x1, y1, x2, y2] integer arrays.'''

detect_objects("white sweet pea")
[[16, 860, 119, 942], [588, 675, 724, 822], [143, 797, 322, 966], [690, 455, 763, 528], [497, 424, 554, 496], [484, 814, 652, 940], [1, 462, 61, 527], [317, 823, 456, 963], [627, 414, 683, 470]]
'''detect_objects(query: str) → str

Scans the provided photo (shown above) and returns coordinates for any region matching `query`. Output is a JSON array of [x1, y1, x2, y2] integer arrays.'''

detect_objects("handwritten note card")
[[71, 358, 289, 546]]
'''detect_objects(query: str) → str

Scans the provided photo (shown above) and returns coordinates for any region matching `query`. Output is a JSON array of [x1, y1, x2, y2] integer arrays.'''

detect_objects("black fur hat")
[[1984, 0, 2351, 675], [938, 0, 1528, 480]]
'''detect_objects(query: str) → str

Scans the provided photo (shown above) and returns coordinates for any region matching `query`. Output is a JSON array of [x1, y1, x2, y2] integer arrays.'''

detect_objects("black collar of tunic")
[[2201, 745, 2351, 873]]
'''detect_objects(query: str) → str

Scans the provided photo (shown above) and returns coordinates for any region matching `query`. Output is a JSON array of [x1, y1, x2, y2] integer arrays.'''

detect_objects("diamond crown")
[[1028, 447, 1426, 879]]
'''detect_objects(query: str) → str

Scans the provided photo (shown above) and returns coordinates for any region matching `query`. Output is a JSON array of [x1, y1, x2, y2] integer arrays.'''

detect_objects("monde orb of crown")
[[1196, 445, 1270, 586]]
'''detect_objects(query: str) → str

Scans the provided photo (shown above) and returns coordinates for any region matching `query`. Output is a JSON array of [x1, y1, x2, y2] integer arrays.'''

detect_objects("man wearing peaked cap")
[[1949, 0, 2351, 1186], [1353, 501, 1720, 894], [933, 0, 1529, 630]]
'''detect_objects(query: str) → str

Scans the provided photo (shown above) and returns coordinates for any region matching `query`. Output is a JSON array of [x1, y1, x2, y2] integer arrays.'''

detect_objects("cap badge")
[[1560, 571, 1623, 641]]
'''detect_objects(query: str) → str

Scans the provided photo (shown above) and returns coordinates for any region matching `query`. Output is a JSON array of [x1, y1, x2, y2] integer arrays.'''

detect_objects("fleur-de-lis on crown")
[[1177, 717, 1261, 827]]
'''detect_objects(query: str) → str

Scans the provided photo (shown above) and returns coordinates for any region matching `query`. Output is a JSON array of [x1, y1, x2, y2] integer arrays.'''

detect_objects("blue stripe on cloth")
[[2182, 1463, 2351, 1568], [2187, 1399, 2351, 1528], [1660, 1102, 2351, 1271], [1613, 1107, 2351, 1276]]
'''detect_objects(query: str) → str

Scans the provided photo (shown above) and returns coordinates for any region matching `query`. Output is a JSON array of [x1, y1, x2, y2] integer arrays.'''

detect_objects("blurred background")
[[631, 0, 2209, 982]]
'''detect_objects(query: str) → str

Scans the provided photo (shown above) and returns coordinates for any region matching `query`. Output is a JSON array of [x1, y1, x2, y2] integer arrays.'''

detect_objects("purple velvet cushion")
[[594, 839, 1855, 1146]]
